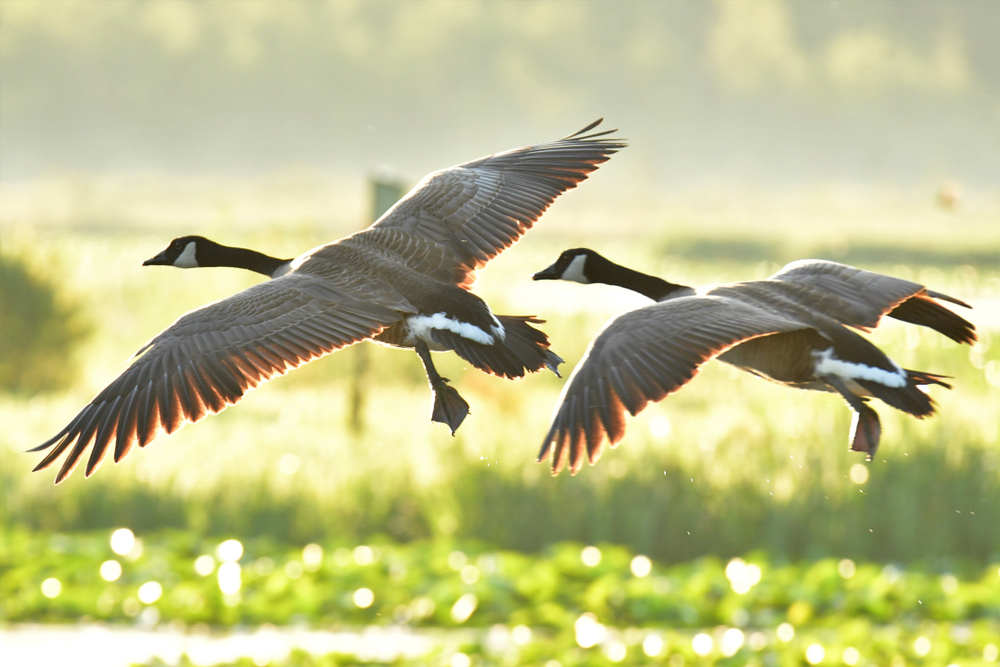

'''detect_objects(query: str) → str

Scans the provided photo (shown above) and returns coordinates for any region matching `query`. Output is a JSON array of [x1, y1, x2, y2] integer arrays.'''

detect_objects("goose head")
[[143, 235, 216, 269], [532, 248, 604, 284], [533, 248, 692, 302], [143, 236, 292, 278]]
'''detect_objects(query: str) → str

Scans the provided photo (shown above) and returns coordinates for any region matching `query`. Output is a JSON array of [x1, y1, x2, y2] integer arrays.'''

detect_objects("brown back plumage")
[[32, 121, 625, 482]]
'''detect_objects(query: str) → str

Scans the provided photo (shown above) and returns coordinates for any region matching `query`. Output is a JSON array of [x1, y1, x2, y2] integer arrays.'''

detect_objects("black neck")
[[203, 244, 290, 277], [590, 256, 690, 301]]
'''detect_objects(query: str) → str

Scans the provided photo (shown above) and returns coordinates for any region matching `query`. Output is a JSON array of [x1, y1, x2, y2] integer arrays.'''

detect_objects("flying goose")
[[531, 248, 976, 474], [31, 121, 625, 483]]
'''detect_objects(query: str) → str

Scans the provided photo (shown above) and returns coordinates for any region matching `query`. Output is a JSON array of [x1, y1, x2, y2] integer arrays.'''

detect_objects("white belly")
[[402, 312, 504, 349], [813, 348, 907, 389]]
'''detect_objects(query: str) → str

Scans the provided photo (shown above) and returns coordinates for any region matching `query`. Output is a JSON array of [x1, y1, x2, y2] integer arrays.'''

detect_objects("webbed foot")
[[430, 379, 470, 435], [849, 403, 881, 460]]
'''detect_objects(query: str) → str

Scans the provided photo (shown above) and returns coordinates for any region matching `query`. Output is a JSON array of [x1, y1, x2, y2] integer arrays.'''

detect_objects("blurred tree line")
[[0, 253, 90, 393], [1, 0, 997, 188]]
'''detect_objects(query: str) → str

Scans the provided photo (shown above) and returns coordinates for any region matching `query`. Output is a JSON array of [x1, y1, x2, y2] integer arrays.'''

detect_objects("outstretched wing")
[[31, 273, 410, 483], [365, 120, 626, 288], [539, 297, 811, 474], [770, 260, 975, 344]]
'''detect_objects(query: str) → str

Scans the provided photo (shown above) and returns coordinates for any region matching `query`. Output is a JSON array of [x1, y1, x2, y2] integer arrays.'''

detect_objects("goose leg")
[[824, 376, 882, 459], [848, 405, 881, 459], [414, 341, 469, 435]]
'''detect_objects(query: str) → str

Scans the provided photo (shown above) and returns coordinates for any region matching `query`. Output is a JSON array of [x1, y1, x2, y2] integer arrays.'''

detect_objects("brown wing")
[[539, 297, 812, 475], [31, 273, 411, 483], [769, 260, 975, 344], [366, 120, 626, 288]]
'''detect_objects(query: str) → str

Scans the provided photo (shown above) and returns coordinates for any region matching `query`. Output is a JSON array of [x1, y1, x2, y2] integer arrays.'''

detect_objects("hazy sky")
[[1, 0, 998, 189]]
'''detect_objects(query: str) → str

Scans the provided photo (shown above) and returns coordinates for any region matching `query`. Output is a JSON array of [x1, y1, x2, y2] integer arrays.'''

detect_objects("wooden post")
[[349, 176, 406, 432]]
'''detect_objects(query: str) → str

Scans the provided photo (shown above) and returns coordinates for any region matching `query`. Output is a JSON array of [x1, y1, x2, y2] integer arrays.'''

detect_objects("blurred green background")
[[1, 1, 999, 664]]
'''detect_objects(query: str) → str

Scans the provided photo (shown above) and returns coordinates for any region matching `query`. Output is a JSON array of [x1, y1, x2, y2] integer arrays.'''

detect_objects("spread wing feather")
[[368, 120, 626, 287], [32, 274, 408, 483], [770, 260, 975, 344], [539, 297, 813, 474]]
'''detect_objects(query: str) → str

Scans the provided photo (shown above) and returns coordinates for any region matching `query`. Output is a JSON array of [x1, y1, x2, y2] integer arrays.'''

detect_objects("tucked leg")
[[415, 340, 469, 435], [824, 375, 882, 459], [848, 405, 881, 459]]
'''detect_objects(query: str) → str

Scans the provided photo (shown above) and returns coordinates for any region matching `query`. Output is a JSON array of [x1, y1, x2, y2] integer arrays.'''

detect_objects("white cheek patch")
[[173, 241, 199, 268], [813, 348, 907, 388], [406, 313, 496, 346], [560, 254, 590, 284]]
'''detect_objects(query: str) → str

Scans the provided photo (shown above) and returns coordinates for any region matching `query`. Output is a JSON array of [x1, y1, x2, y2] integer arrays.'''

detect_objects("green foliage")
[[0, 253, 90, 393], [2, 231, 998, 566], [2, 530, 998, 666]]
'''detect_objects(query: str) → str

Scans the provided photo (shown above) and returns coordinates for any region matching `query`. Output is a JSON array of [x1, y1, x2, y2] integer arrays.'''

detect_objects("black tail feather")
[[434, 315, 563, 379], [889, 295, 977, 345], [857, 370, 944, 418], [906, 369, 952, 390]]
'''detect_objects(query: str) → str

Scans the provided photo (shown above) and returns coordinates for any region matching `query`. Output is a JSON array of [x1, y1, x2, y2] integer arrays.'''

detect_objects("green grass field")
[[1, 183, 999, 665], [2, 530, 999, 666]]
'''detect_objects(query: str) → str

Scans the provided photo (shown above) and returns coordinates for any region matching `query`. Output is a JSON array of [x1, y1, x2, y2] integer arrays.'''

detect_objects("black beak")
[[532, 262, 560, 281], [142, 251, 170, 266]]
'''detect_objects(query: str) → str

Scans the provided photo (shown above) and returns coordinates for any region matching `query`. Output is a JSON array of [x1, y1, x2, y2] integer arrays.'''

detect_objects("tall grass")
[[2, 215, 998, 566]]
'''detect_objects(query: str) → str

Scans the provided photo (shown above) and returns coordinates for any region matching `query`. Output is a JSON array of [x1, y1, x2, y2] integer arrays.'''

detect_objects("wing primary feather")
[[568, 118, 604, 137], [31, 421, 79, 471], [157, 375, 173, 433], [172, 364, 197, 420], [136, 380, 159, 447], [198, 355, 242, 400], [115, 385, 140, 462], [55, 406, 104, 483], [187, 361, 226, 412], [86, 396, 122, 476]]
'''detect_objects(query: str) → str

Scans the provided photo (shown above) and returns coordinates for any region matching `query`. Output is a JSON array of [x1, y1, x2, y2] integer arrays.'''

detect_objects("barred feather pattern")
[[370, 119, 626, 288], [32, 276, 404, 483], [538, 298, 812, 474]]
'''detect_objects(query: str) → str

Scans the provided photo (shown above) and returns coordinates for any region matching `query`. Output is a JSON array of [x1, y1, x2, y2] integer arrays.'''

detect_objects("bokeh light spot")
[[216, 539, 243, 563], [575, 613, 606, 648], [353, 587, 374, 608], [606, 641, 627, 662], [303, 544, 323, 571], [217, 562, 241, 594], [194, 555, 216, 577], [581, 546, 601, 567], [353, 545, 374, 566], [849, 463, 869, 484], [631, 555, 652, 577], [460, 564, 480, 584], [451, 593, 478, 623], [137, 581, 162, 604], [642, 633, 664, 657], [692, 632, 714, 656], [110, 528, 135, 556], [41, 578, 62, 598], [100, 560, 122, 582], [721, 628, 745, 656]]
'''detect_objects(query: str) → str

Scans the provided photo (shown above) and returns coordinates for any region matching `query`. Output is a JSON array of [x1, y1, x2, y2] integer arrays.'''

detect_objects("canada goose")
[[31, 121, 625, 483], [531, 248, 976, 474]]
